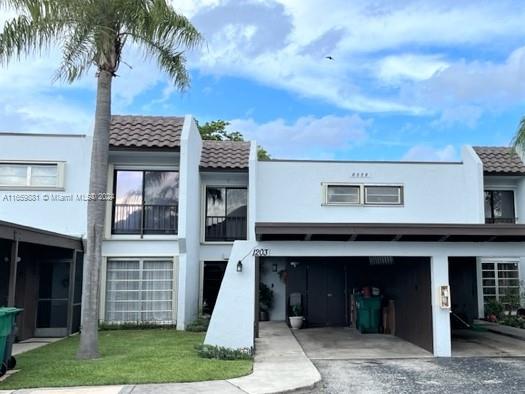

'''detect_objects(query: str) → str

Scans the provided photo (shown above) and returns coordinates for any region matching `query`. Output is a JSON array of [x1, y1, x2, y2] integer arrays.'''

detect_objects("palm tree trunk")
[[77, 70, 112, 359]]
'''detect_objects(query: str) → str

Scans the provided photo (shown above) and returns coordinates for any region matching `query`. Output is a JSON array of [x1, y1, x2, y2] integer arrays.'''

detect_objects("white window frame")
[[103, 257, 177, 324], [322, 183, 361, 206], [364, 185, 404, 206], [200, 182, 249, 244], [322, 183, 404, 206], [477, 257, 521, 317], [0, 160, 65, 190]]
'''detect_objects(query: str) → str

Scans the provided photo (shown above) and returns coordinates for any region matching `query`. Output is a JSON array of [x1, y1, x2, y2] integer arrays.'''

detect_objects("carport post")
[[430, 254, 451, 357], [7, 239, 19, 307]]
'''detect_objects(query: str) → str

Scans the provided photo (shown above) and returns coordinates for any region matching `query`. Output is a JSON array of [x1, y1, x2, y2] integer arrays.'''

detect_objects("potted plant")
[[485, 300, 504, 322], [259, 283, 274, 321], [289, 305, 304, 329]]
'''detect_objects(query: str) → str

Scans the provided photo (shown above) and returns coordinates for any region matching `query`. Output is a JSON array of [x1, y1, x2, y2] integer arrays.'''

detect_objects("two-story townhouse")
[[205, 146, 525, 358], [99, 115, 256, 330], [0, 132, 91, 339], [2, 116, 525, 359]]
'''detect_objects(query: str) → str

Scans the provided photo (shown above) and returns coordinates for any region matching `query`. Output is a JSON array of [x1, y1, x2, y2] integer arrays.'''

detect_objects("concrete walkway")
[[12, 338, 63, 356], [0, 322, 320, 394]]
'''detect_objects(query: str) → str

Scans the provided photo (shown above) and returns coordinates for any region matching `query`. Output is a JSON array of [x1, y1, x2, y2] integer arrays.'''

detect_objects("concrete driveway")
[[452, 329, 525, 357], [293, 327, 432, 359], [295, 357, 525, 394]]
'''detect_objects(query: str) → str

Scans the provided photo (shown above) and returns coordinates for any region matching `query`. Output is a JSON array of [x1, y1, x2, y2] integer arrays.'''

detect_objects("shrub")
[[196, 344, 253, 360], [501, 316, 525, 329], [291, 304, 303, 317], [259, 282, 274, 312], [186, 316, 210, 332], [485, 300, 505, 320], [99, 322, 176, 331]]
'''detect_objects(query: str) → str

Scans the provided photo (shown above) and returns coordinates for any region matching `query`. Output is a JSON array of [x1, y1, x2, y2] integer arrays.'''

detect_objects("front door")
[[307, 263, 346, 326], [35, 261, 70, 337]]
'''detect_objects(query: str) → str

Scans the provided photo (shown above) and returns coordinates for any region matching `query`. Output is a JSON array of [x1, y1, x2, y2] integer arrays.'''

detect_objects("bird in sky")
[[325, 56, 334, 60]]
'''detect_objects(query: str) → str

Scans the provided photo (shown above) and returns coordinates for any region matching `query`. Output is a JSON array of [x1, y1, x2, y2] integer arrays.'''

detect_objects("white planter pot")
[[289, 316, 304, 329]]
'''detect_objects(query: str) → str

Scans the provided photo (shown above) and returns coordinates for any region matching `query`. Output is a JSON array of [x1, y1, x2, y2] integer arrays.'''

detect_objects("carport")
[[261, 256, 434, 357], [253, 221, 525, 358], [0, 220, 83, 340]]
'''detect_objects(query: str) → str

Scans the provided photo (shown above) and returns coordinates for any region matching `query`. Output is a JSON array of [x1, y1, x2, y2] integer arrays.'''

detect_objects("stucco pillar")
[[430, 254, 451, 357], [205, 240, 257, 350]]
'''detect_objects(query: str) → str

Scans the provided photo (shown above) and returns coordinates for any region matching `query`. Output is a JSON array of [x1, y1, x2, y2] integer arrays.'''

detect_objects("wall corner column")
[[430, 254, 451, 357]]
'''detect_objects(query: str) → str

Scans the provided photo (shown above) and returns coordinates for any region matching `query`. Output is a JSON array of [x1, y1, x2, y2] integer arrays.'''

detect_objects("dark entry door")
[[202, 261, 227, 315], [35, 261, 70, 337], [307, 263, 346, 326]]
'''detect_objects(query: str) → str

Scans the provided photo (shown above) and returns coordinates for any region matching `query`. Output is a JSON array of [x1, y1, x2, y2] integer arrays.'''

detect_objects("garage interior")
[[260, 256, 434, 358]]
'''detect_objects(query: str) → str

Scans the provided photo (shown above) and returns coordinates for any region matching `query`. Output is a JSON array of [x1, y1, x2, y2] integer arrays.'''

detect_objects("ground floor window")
[[481, 259, 521, 309], [105, 258, 174, 323]]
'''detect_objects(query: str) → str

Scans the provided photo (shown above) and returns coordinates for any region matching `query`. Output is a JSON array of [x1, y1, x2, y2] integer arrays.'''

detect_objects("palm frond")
[[512, 116, 525, 152], [53, 25, 96, 83]]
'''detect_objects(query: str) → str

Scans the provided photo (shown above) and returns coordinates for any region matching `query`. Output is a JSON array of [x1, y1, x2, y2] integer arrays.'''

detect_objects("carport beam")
[[430, 254, 452, 357]]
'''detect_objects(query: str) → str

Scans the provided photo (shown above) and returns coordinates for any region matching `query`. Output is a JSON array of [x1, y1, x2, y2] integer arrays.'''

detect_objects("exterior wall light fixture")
[[237, 260, 243, 272]]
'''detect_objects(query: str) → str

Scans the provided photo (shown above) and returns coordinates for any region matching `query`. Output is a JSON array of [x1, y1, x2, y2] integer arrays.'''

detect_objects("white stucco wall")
[[204, 240, 257, 350], [256, 150, 483, 224], [0, 133, 91, 236], [176, 116, 203, 329]]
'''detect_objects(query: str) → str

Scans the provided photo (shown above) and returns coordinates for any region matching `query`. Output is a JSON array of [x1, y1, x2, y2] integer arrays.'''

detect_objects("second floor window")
[[112, 170, 179, 235], [484, 190, 515, 224], [205, 186, 247, 242], [0, 162, 64, 189]]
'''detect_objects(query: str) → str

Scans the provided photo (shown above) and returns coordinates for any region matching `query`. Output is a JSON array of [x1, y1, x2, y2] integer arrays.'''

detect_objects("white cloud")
[[402, 144, 457, 162], [229, 114, 371, 159], [411, 46, 525, 107], [375, 54, 449, 84], [2, 0, 525, 134], [188, 0, 525, 114]]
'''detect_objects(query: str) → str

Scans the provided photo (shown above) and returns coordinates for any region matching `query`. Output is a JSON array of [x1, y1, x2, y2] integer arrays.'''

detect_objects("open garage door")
[[261, 256, 434, 355]]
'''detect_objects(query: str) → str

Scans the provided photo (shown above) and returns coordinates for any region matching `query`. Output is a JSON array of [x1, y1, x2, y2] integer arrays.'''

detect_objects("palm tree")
[[514, 118, 525, 154], [0, 0, 202, 359]]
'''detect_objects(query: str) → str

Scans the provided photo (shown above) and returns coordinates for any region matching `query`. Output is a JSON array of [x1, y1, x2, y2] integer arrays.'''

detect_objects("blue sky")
[[2, 0, 525, 160]]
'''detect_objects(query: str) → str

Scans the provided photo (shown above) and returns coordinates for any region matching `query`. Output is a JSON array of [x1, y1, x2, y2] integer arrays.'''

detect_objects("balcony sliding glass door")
[[484, 190, 515, 224], [205, 187, 247, 242], [112, 170, 178, 234]]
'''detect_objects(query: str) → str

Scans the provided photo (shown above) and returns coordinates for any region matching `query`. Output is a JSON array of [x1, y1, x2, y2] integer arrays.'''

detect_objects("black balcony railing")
[[205, 216, 247, 242], [485, 217, 517, 224], [112, 204, 178, 235]]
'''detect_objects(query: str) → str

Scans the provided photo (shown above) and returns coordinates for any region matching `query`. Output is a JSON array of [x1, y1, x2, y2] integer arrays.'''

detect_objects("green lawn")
[[0, 329, 252, 389]]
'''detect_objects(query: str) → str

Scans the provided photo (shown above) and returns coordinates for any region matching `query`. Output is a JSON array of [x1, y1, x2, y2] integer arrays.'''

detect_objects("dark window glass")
[[205, 187, 247, 241], [113, 170, 178, 234], [484, 190, 515, 223]]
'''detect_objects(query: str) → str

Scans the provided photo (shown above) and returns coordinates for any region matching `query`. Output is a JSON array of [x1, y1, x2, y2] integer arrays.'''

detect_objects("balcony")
[[112, 204, 178, 235], [205, 216, 247, 242], [485, 217, 517, 224]]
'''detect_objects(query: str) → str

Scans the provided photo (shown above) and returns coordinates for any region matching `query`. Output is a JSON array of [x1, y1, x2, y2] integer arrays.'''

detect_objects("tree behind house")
[[198, 120, 271, 160], [0, 0, 202, 359]]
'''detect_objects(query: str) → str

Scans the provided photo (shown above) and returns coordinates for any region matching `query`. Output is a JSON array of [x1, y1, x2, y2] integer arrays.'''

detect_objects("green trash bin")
[[355, 295, 381, 333], [0, 307, 23, 377]]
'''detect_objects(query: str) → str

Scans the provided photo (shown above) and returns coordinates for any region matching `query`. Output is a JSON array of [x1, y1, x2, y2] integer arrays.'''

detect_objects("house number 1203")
[[252, 248, 270, 256]]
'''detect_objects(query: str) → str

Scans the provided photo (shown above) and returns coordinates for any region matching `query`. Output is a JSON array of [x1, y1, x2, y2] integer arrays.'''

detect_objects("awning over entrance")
[[0, 220, 83, 250], [255, 222, 525, 242]]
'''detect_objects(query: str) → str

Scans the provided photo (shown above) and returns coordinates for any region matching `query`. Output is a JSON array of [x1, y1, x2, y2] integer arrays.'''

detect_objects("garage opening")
[[259, 256, 433, 357], [449, 257, 525, 357]]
